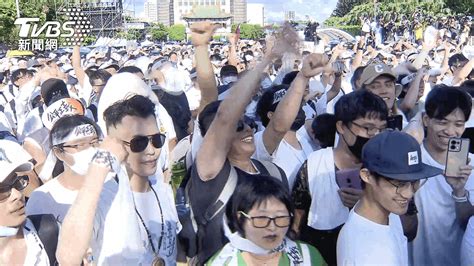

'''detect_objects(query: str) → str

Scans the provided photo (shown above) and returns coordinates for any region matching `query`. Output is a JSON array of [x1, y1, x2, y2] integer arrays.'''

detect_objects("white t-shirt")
[[23, 218, 51, 266], [26, 178, 78, 223], [306, 148, 349, 230], [91, 177, 181, 265], [411, 145, 474, 266], [461, 216, 474, 266], [337, 207, 408, 266], [253, 130, 313, 189]]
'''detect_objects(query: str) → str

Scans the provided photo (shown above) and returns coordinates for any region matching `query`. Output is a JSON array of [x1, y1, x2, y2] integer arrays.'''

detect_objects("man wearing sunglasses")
[[57, 95, 181, 265], [337, 130, 442, 265], [0, 140, 52, 265]]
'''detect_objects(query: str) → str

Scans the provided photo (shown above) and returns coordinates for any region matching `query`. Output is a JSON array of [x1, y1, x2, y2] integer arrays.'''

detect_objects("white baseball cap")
[[0, 140, 33, 183]]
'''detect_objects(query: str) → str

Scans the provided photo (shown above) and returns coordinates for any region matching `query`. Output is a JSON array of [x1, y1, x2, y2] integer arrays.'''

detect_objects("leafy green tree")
[[231, 23, 265, 40], [148, 23, 168, 41], [332, 0, 368, 17], [167, 24, 186, 41]]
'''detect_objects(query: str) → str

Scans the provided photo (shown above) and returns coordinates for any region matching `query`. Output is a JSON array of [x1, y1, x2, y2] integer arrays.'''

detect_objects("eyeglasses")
[[351, 121, 386, 136], [0, 175, 29, 202], [239, 211, 292, 228], [122, 133, 166, 153], [61, 139, 101, 152], [385, 178, 428, 194]]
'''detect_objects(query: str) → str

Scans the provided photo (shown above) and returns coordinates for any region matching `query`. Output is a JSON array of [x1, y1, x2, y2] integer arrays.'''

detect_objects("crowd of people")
[[0, 16, 473, 266], [360, 11, 472, 47]]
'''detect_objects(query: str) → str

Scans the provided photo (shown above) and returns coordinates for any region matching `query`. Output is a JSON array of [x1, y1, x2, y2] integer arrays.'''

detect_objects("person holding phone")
[[337, 130, 442, 265], [411, 86, 474, 266], [291, 90, 388, 265]]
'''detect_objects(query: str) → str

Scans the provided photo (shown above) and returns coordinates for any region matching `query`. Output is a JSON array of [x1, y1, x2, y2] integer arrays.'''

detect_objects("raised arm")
[[227, 33, 239, 67], [262, 54, 326, 154], [399, 68, 425, 113], [453, 58, 474, 86], [57, 137, 127, 265], [191, 22, 220, 114], [72, 45, 87, 88], [196, 25, 299, 181]]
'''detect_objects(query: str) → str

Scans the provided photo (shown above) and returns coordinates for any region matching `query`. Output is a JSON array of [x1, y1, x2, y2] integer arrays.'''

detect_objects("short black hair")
[[117, 66, 144, 75], [50, 115, 102, 150], [425, 85, 472, 121], [312, 113, 337, 148], [335, 90, 388, 125], [103, 94, 156, 130], [360, 164, 381, 190], [88, 69, 112, 86], [461, 80, 474, 98], [10, 68, 32, 84], [198, 100, 222, 137], [228, 174, 294, 237], [256, 84, 290, 127]]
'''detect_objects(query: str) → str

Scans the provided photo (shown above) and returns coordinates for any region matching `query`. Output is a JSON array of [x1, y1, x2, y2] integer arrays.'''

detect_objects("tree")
[[332, 0, 368, 17], [167, 24, 186, 41], [148, 23, 168, 41], [231, 23, 265, 40]]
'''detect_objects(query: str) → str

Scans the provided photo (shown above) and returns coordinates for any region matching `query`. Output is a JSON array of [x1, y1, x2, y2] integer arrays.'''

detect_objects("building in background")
[[231, 0, 247, 24], [173, 0, 246, 25], [144, 0, 158, 22], [144, 0, 173, 25], [246, 3, 264, 26], [285, 10, 295, 21]]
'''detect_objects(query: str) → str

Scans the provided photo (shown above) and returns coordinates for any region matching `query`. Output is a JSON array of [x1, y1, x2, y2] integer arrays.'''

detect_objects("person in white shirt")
[[26, 115, 102, 222], [254, 54, 329, 189], [57, 95, 180, 265], [0, 140, 52, 265], [412, 86, 474, 266], [337, 130, 442, 266], [291, 90, 388, 265]]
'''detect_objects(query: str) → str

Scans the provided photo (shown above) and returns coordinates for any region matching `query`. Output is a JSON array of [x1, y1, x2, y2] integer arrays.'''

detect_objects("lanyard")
[[133, 181, 165, 255]]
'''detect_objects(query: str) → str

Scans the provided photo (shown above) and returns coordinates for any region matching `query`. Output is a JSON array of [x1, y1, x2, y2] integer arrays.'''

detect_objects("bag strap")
[[202, 166, 238, 224], [258, 160, 282, 181], [28, 214, 59, 266]]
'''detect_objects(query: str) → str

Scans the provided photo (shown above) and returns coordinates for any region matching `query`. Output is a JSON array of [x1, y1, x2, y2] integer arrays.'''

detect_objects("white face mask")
[[0, 225, 19, 237], [64, 147, 97, 175]]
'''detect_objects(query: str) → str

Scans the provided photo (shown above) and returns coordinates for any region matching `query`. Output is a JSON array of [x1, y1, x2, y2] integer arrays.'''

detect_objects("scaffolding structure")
[[59, 0, 124, 38]]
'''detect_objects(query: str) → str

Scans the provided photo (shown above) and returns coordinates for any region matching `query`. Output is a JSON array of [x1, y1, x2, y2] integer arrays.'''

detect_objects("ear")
[[53, 147, 66, 162], [422, 112, 429, 128], [360, 168, 371, 184], [336, 120, 345, 135], [267, 111, 274, 120]]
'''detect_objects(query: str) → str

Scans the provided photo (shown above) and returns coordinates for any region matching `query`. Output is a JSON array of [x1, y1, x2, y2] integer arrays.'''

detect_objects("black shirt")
[[189, 159, 288, 264]]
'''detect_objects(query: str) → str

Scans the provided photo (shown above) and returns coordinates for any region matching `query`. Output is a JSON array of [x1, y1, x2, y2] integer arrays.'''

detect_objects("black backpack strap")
[[28, 214, 59, 266], [253, 159, 290, 191]]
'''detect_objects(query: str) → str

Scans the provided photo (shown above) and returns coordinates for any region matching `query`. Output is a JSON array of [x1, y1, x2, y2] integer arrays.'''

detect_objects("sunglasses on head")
[[123, 133, 166, 153]]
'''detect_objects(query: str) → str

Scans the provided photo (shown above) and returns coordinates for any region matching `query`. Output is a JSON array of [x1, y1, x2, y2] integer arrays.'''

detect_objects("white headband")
[[52, 124, 97, 146]]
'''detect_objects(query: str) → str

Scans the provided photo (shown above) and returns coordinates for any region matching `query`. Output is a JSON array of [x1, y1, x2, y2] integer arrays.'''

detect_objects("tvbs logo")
[[14, 18, 74, 38]]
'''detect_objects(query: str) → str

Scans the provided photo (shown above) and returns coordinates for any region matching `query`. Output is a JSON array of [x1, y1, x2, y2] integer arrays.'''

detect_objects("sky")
[[124, 0, 338, 23]]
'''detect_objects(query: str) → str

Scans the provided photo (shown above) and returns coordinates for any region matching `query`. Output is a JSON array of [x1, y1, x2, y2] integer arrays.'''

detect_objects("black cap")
[[41, 78, 69, 106]]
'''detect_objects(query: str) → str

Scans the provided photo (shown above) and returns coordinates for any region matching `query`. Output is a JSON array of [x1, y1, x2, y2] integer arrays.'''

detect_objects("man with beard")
[[291, 90, 388, 265], [254, 53, 329, 190]]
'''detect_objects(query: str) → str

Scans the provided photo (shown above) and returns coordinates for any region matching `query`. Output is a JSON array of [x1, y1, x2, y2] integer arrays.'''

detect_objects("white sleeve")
[[252, 131, 274, 161], [157, 104, 176, 140]]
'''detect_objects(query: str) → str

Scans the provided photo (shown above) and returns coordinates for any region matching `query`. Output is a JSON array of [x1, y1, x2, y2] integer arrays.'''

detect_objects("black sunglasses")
[[123, 133, 166, 153], [0, 175, 29, 202], [236, 117, 258, 132]]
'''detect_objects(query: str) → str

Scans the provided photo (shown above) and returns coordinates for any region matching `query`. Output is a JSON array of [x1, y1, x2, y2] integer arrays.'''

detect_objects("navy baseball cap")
[[362, 130, 442, 181]]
